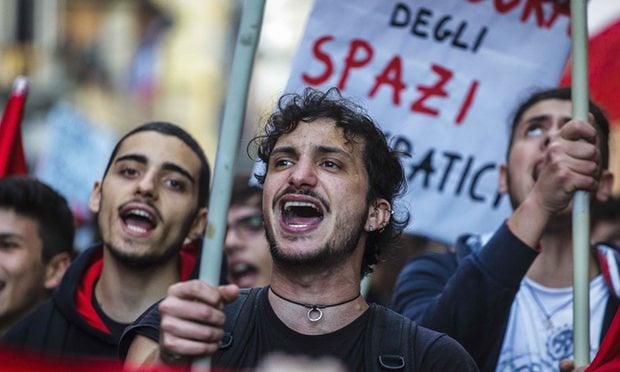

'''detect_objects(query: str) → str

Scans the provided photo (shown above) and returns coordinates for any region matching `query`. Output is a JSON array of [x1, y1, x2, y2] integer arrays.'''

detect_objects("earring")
[[368, 224, 375, 232]]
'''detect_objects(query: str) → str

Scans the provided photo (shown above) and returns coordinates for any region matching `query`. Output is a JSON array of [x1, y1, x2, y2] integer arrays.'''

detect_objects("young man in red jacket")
[[2, 122, 210, 359]]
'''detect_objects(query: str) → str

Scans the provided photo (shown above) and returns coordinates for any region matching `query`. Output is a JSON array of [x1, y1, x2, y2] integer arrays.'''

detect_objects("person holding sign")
[[391, 87, 616, 371], [120, 88, 478, 371], [2, 122, 210, 358]]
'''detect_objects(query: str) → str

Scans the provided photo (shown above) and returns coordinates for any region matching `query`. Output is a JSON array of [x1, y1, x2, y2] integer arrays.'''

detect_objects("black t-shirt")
[[92, 284, 130, 337], [120, 287, 480, 371], [226, 289, 368, 370]]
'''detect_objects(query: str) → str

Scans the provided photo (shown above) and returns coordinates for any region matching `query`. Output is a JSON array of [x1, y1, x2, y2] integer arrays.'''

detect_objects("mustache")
[[273, 186, 331, 214]]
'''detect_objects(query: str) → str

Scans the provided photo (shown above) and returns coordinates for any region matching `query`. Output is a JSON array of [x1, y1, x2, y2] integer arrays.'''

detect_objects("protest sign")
[[285, 0, 572, 242]]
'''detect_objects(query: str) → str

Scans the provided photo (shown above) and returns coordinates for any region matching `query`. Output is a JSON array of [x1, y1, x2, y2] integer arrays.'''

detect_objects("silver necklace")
[[523, 280, 573, 330]]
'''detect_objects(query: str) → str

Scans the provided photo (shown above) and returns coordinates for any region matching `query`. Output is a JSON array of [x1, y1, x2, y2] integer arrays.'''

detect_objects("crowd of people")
[[0, 85, 618, 372]]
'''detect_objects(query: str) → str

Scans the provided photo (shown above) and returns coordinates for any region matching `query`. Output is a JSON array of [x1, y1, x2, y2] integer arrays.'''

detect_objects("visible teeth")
[[127, 225, 147, 234], [288, 223, 309, 228], [128, 209, 152, 220], [283, 201, 319, 210], [232, 263, 249, 274]]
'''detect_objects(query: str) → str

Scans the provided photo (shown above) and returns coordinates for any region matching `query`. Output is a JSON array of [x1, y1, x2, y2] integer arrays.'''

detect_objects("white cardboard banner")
[[283, 0, 572, 243]]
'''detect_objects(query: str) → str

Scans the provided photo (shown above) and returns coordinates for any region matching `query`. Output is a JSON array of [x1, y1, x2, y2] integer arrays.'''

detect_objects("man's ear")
[[499, 164, 508, 194], [364, 199, 391, 232], [187, 207, 208, 240], [44, 252, 71, 290], [595, 170, 614, 203], [88, 180, 102, 214]]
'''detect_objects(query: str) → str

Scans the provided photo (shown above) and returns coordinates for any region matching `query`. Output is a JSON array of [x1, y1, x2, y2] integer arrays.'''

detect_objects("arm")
[[392, 224, 537, 370]]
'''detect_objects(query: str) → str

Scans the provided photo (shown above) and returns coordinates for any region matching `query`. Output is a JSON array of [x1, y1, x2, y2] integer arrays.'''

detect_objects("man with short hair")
[[391, 87, 616, 370], [0, 176, 74, 336], [121, 88, 478, 371], [2, 122, 210, 358]]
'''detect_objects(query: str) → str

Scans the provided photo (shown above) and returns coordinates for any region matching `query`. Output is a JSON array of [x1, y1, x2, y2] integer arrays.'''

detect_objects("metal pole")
[[193, 1, 266, 370], [570, 0, 590, 366]]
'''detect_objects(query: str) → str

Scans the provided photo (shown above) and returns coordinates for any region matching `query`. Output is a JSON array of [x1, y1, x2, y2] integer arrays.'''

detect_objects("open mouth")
[[0, 280, 5, 291], [230, 262, 258, 278], [282, 200, 324, 228], [229, 262, 259, 287], [120, 205, 158, 235], [533, 162, 543, 182]]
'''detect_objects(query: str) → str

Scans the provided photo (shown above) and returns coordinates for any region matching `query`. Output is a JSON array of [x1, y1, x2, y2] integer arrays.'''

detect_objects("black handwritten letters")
[[391, 133, 505, 208], [389, 4, 488, 53]]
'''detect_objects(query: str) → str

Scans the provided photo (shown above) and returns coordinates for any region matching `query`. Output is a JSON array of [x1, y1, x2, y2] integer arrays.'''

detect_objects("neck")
[[527, 230, 599, 287], [95, 249, 180, 323], [268, 274, 368, 335]]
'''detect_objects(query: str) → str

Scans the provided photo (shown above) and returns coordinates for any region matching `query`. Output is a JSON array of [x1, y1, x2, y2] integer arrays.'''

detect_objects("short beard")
[[96, 209, 185, 270], [106, 241, 182, 270], [265, 213, 366, 273]]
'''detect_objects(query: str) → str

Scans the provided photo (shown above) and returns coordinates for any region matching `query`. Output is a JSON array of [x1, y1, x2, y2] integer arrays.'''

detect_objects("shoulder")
[[1, 299, 62, 344], [366, 305, 478, 371], [118, 300, 162, 359], [413, 325, 479, 371]]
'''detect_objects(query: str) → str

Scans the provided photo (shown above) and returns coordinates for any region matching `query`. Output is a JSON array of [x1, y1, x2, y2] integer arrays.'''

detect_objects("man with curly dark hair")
[[120, 88, 478, 371]]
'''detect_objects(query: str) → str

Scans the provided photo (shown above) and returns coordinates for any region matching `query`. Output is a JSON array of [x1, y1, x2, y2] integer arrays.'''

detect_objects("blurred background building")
[[0, 0, 312, 170], [0, 0, 312, 250]]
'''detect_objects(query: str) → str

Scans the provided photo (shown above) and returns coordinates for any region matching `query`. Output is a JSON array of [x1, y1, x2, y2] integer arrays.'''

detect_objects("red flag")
[[0, 76, 29, 176], [560, 19, 620, 125], [586, 307, 620, 371]]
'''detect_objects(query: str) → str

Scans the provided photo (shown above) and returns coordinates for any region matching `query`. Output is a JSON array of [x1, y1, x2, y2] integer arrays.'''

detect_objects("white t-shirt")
[[496, 275, 608, 371]]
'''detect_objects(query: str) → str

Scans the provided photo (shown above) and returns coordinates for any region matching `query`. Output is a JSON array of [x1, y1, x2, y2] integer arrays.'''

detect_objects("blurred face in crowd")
[[225, 195, 272, 288], [89, 131, 207, 268], [0, 209, 66, 335]]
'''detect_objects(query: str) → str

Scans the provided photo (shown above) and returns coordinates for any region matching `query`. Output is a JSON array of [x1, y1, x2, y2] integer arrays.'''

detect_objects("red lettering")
[[368, 56, 406, 105], [495, 0, 520, 13], [411, 64, 452, 116], [301, 37, 482, 126], [466, 0, 570, 31], [302, 35, 334, 86], [455, 80, 479, 125], [546, 1, 570, 29], [520, 0, 546, 27], [338, 39, 374, 90]]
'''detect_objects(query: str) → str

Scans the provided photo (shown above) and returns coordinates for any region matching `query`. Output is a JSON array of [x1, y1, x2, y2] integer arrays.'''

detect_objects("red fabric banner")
[[0, 76, 29, 176], [560, 19, 620, 126], [586, 308, 620, 371]]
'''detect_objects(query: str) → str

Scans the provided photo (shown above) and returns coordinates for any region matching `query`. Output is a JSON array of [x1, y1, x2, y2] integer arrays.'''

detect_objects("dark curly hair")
[[250, 87, 409, 277]]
